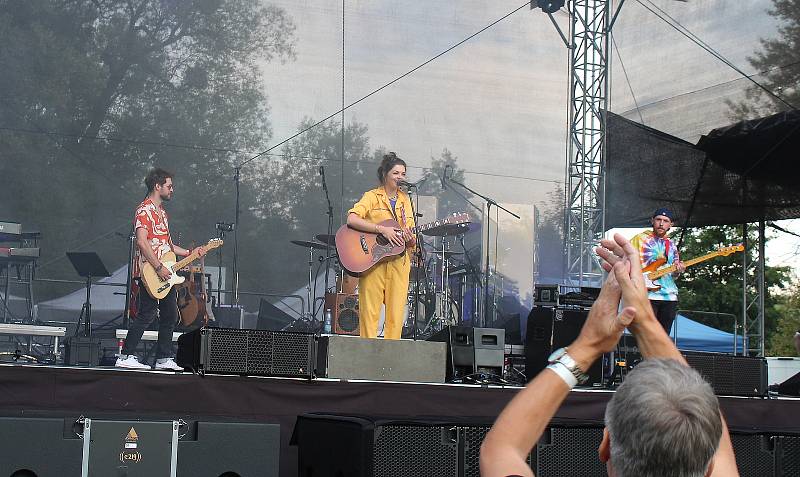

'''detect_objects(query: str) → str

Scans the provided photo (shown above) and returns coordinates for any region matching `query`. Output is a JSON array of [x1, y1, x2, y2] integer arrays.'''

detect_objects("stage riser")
[[292, 414, 800, 477], [0, 417, 280, 477], [316, 335, 447, 383]]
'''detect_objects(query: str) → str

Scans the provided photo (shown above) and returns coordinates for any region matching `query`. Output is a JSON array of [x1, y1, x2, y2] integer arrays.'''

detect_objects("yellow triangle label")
[[126, 427, 138, 441]]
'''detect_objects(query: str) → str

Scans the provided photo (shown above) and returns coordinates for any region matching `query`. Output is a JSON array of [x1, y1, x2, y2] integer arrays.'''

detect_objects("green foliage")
[[0, 0, 295, 299], [676, 225, 791, 355], [727, 0, 800, 118], [769, 281, 800, 356]]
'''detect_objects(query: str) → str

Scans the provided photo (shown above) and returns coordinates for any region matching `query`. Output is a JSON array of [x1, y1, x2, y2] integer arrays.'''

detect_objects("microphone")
[[397, 180, 416, 188], [441, 165, 449, 190]]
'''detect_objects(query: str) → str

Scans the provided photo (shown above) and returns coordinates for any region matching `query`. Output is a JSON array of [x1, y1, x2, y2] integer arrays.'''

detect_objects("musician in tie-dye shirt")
[[630, 208, 685, 333]]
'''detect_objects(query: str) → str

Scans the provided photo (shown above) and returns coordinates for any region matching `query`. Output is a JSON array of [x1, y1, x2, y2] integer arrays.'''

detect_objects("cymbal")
[[421, 222, 474, 237], [291, 240, 333, 250], [428, 250, 464, 257], [315, 234, 336, 245]]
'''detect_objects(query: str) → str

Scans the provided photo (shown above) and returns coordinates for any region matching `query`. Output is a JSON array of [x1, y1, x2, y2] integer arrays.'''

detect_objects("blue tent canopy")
[[626, 314, 743, 354]]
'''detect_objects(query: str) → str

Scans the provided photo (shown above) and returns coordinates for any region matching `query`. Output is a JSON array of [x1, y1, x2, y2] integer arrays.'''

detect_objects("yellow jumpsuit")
[[348, 188, 415, 339]]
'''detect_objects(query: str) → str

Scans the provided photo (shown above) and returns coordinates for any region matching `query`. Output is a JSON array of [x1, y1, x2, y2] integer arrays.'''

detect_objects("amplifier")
[[176, 327, 315, 378]]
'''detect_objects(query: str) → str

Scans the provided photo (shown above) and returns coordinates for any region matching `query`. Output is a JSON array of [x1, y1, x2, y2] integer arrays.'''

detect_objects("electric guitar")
[[336, 212, 470, 274], [140, 239, 223, 299], [643, 244, 744, 291]]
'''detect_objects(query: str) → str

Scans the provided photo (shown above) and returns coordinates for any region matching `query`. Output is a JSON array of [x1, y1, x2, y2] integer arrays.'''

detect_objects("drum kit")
[[289, 218, 478, 337]]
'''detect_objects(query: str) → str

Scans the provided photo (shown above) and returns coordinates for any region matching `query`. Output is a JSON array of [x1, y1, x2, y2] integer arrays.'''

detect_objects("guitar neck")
[[651, 251, 721, 278], [172, 249, 203, 271]]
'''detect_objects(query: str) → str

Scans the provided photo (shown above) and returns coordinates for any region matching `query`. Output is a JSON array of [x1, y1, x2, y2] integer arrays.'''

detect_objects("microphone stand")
[[400, 176, 429, 341], [232, 166, 241, 305], [320, 166, 333, 326], [444, 175, 520, 327]]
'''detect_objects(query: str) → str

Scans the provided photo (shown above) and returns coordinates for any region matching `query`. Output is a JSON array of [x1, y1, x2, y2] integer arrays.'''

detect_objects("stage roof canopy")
[[605, 110, 800, 229]]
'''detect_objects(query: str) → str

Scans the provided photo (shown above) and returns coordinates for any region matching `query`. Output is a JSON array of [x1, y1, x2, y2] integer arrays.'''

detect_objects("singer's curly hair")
[[376, 152, 406, 184], [145, 168, 174, 192]]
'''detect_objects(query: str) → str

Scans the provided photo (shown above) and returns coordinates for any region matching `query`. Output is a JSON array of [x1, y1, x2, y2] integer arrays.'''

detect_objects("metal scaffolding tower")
[[565, 0, 609, 286]]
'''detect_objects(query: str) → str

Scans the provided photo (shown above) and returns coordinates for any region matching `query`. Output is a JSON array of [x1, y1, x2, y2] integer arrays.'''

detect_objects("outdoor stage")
[[0, 363, 798, 477]]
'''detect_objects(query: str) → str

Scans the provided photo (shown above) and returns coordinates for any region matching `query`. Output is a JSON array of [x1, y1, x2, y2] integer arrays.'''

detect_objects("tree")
[[0, 1, 296, 300], [676, 225, 791, 355], [727, 0, 800, 118], [770, 281, 800, 356]]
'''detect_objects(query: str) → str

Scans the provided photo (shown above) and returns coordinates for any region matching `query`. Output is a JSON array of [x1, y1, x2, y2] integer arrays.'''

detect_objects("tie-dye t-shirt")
[[630, 229, 680, 301], [132, 198, 172, 278]]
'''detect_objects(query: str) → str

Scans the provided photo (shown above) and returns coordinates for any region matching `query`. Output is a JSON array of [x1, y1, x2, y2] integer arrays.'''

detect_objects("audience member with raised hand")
[[480, 266, 635, 477], [480, 233, 739, 477]]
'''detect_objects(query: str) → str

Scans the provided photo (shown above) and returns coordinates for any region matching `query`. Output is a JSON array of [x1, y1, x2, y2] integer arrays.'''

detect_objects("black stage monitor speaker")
[[775, 370, 800, 397], [525, 306, 602, 385], [176, 327, 314, 378], [429, 326, 504, 381], [257, 298, 294, 331]]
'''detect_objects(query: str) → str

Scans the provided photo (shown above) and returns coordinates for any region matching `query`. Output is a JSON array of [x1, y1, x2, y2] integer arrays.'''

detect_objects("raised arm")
[[596, 233, 738, 477], [480, 269, 635, 477]]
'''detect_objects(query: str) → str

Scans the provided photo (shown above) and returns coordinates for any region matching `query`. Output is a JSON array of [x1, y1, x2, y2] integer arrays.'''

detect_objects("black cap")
[[652, 207, 674, 220]]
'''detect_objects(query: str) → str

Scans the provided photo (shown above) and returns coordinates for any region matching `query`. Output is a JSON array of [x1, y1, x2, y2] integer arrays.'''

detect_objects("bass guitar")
[[140, 238, 223, 299], [643, 244, 744, 291], [336, 212, 470, 274]]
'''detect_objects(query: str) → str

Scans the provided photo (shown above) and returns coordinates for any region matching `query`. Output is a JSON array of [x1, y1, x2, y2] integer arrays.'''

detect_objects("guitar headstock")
[[445, 212, 470, 225], [206, 238, 224, 250], [717, 244, 744, 256]]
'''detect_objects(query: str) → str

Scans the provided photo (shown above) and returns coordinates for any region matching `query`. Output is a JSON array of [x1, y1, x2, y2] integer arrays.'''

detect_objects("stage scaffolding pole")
[[564, 0, 609, 287]]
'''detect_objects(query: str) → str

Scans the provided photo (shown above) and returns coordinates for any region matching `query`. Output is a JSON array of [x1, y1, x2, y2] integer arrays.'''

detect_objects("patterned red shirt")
[[132, 198, 172, 278]]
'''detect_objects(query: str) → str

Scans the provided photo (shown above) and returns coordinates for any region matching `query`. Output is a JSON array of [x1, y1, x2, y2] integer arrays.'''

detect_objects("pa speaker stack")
[[524, 306, 603, 385]]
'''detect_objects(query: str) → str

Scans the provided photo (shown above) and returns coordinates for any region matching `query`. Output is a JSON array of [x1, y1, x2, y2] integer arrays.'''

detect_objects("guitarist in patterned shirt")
[[630, 207, 685, 333], [116, 168, 207, 370]]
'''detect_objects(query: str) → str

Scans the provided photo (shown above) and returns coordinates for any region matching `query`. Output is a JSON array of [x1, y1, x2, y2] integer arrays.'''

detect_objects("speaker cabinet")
[[178, 421, 280, 477], [324, 292, 359, 335], [0, 417, 83, 477], [683, 352, 768, 397], [176, 327, 314, 378], [525, 306, 602, 385], [428, 326, 504, 382], [63, 336, 101, 366]]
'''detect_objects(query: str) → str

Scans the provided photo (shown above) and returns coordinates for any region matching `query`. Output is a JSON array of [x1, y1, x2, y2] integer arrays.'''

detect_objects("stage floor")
[[0, 363, 798, 477]]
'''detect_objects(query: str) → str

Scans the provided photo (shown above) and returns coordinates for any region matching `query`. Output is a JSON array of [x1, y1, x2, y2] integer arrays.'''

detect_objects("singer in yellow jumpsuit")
[[347, 153, 416, 339]]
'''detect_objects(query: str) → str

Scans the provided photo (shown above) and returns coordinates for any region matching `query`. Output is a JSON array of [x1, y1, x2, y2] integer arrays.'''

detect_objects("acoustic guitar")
[[336, 212, 470, 274], [643, 244, 744, 291], [140, 238, 223, 299]]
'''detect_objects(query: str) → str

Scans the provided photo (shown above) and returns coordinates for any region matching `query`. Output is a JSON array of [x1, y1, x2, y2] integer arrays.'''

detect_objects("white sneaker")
[[154, 357, 184, 372], [115, 355, 151, 370]]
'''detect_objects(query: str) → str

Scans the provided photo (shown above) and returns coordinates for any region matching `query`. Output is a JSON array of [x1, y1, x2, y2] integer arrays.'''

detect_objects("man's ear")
[[599, 428, 610, 463], [703, 458, 715, 477]]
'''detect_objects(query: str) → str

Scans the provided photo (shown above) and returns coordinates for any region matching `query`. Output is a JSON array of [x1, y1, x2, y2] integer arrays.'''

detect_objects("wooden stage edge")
[[0, 363, 798, 476]]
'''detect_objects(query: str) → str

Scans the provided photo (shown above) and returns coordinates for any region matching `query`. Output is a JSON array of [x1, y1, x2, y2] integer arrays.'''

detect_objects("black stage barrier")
[[0, 364, 799, 477], [0, 416, 280, 477]]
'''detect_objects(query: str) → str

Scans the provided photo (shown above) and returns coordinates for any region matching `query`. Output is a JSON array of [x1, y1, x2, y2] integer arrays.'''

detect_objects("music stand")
[[67, 252, 111, 337]]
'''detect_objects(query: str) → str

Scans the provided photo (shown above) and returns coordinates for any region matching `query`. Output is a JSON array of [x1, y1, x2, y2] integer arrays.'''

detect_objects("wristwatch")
[[548, 347, 589, 385]]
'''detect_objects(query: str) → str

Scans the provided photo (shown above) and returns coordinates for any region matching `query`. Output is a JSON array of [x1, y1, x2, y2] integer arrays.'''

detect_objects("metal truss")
[[565, 0, 609, 286], [742, 222, 766, 356]]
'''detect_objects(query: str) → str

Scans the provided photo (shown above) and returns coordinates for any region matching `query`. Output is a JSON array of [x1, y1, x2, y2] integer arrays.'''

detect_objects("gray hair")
[[605, 358, 722, 477]]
